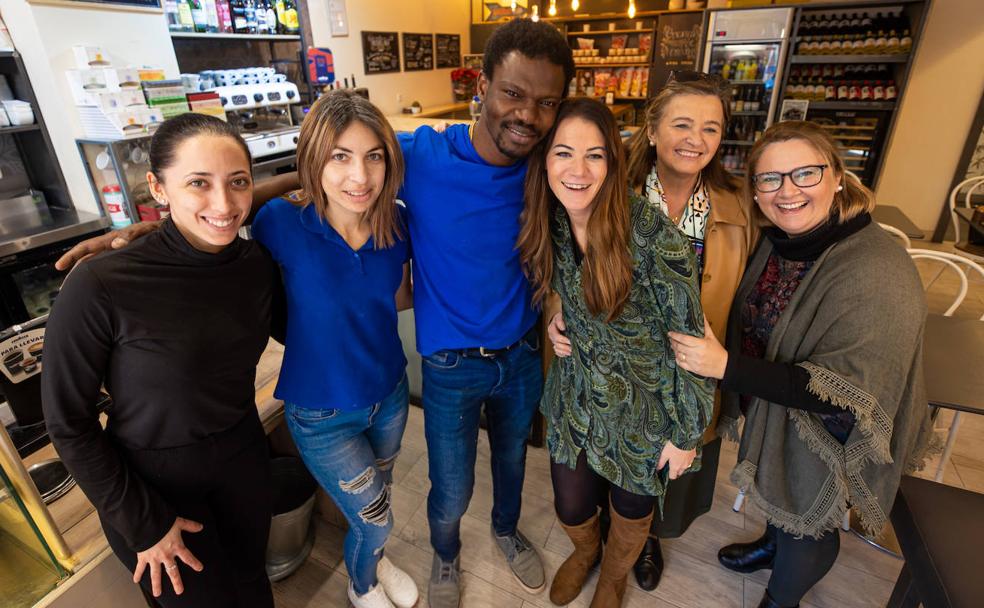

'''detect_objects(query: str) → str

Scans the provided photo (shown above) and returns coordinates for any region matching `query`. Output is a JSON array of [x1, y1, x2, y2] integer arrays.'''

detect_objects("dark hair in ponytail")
[[149, 112, 251, 182]]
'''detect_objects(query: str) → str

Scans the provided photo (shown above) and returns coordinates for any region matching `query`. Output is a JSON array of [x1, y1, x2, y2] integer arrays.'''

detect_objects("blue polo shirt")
[[399, 124, 537, 356], [252, 198, 409, 410]]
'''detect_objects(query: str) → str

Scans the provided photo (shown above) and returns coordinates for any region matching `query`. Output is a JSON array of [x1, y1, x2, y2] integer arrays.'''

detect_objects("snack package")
[[576, 69, 593, 95], [594, 70, 613, 95], [629, 68, 643, 97], [577, 38, 595, 50], [610, 34, 628, 50], [617, 69, 633, 97], [639, 33, 653, 55]]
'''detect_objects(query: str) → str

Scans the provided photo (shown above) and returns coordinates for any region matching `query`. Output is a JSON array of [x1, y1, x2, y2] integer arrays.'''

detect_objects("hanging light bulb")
[[511, 0, 517, 11], [628, 0, 636, 19], [571, 0, 580, 12], [531, 4, 539, 21], [548, 0, 557, 17]]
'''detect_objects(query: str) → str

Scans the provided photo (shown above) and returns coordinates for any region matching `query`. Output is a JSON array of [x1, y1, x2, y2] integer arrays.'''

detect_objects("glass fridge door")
[[706, 43, 782, 177]]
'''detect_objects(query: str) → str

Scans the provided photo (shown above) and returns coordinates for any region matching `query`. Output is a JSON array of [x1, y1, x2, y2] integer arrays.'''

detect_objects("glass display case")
[[77, 135, 166, 228], [703, 7, 795, 177], [0, 452, 68, 606]]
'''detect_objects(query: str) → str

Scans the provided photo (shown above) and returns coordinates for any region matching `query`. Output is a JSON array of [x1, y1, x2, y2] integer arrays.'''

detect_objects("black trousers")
[[767, 524, 841, 607], [102, 413, 274, 608]]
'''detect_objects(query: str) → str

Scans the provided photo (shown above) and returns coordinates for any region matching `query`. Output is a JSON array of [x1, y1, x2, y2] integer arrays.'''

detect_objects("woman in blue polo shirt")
[[250, 90, 416, 608]]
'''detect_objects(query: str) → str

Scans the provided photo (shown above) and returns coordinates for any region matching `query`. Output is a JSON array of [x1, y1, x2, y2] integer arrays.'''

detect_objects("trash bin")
[[266, 456, 317, 582]]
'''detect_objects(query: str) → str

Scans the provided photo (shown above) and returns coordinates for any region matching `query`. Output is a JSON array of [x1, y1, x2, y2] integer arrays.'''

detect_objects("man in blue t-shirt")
[[400, 20, 573, 608]]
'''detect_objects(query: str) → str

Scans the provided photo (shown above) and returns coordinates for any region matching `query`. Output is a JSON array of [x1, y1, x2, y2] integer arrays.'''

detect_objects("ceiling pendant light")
[[548, 0, 557, 17], [511, 0, 517, 11], [628, 0, 636, 19], [572, 0, 580, 12], [531, 4, 539, 21]]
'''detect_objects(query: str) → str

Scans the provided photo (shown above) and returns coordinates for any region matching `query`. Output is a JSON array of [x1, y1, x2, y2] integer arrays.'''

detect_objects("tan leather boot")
[[550, 514, 601, 606], [589, 506, 654, 608]]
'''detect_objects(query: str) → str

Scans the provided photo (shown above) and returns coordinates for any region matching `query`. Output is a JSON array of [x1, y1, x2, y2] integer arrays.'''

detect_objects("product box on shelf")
[[71, 46, 110, 69]]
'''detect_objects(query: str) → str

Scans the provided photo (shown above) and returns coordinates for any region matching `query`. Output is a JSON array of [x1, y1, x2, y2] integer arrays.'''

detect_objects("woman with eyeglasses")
[[548, 75, 756, 590], [666, 121, 936, 608]]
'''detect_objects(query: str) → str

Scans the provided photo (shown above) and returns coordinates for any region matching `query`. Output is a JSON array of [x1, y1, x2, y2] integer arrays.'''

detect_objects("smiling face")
[[753, 138, 840, 236], [321, 120, 386, 220], [546, 116, 608, 218], [650, 93, 725, 180], [476, 51, 567, 164], [148, 134, 252, 253]]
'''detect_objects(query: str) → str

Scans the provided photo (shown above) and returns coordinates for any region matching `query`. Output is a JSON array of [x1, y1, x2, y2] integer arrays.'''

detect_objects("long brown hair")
[[626, 78, 737, 193], [294, 90, 404, 248], [745, 120, 875, 225], [519, 98, 633, 322]]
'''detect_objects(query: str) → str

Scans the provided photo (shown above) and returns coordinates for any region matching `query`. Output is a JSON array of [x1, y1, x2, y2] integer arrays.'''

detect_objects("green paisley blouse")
[[542, 193, 715, 498]]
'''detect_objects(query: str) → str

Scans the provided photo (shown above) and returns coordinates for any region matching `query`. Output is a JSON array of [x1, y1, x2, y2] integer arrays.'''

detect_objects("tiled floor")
[[273, 241, 984, 608]]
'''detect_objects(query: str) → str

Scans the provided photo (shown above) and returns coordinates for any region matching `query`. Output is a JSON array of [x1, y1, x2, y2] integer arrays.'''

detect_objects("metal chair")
[[907, 249, 984, 482], [879, 222, 912, 249], [948, 175, 984, 260]]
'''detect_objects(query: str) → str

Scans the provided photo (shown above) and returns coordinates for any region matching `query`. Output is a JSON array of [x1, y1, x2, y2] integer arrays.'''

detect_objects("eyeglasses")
[[752, 164, 828, 193]]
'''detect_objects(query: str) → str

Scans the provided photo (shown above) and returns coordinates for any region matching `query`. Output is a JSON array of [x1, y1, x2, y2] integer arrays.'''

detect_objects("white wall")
[[2, 1, 179, 213], [874, 0, 984, 233], [305, 0, 471, 115]]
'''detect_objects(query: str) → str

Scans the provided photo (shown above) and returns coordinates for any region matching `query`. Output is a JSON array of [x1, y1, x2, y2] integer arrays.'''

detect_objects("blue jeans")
[[285, 374, 409, 595], [422, 329, 543, 561]]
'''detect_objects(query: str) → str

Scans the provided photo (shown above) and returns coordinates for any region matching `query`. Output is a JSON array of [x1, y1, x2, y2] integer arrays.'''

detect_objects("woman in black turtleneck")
[[42, 114, 281, 607], [666, 121, 934, 608]]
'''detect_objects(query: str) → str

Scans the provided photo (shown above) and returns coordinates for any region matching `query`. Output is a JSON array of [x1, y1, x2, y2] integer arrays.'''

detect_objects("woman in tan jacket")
[[547, 75, 755, 591]]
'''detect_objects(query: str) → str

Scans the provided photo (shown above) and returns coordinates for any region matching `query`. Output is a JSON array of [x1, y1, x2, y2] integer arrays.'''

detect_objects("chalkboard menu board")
[[402, 33, 434, 71], [651, 12, 704, 93], [361, 31, 401, 75], [435, 34, 461, 69]]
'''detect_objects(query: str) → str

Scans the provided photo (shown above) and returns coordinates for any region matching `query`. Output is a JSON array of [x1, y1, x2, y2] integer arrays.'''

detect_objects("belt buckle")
[[478, 346, 495, 358]]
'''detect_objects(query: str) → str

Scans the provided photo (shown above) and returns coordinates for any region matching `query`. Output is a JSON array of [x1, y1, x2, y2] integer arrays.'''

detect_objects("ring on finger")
[[164, 563, 177, 571]]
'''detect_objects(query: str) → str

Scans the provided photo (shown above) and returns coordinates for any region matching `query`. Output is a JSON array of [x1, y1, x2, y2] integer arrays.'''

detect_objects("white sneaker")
[[348, 581, 395, 608], [377, 555, 419, 608]]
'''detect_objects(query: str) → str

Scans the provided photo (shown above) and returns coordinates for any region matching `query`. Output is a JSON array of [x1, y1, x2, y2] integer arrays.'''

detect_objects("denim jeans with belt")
[[285, 374, 409, 595], [422, 329, 543, 561]]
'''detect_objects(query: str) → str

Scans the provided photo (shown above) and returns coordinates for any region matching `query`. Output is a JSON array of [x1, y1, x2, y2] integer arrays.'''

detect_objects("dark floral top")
[[741, 251, 856, 443], [542, 194, 715, 497]]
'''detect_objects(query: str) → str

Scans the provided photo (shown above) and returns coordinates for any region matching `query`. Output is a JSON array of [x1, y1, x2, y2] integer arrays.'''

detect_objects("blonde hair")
[[518, 98, 633, 322], [626, 78, 737, 193], [294, 90, 405, 248], [745, 120, 875, 225]]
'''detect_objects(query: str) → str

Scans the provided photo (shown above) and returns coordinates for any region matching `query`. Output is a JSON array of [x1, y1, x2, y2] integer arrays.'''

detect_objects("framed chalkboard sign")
[[361, 31, 400, 75], [402, 33, 434, 72], [435, 34, 461, 69], [651, 12, 703, 95]]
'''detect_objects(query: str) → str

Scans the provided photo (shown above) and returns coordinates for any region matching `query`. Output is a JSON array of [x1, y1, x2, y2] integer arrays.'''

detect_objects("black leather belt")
[[457, 327, 537, 358]]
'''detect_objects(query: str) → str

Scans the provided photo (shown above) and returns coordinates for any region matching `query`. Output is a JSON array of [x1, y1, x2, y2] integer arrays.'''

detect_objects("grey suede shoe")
[[492, 525, 546, 593], [428, 553, 461, 608]]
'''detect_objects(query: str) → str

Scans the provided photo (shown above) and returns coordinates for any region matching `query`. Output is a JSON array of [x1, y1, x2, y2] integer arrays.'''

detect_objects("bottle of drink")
[[887, 30, 900, 53], [282, 0, 299, 34], [824, 80, 836, 101], [230, 0, 248, 33], [860, 81, 872, 101], [205, 0, 219, 33], [873, 81, 885, 101], [216, 0, 233, 33], [177, 0, 195, 31], [189, 0, 208, 32], [735, 88, 745, 112], [263, 0, 277, 34], [469, 95, 482, 121], [837, 81, 849, 100], [875, 29, 889, 53], [274, 0, 287, 33], [244, 0, 258, 33], [255, 0, 269, 34], [863, 29, 877, 54], [900, 29, 913, 53], [165, 0, 182, 31], [885, 80, 897, 101]]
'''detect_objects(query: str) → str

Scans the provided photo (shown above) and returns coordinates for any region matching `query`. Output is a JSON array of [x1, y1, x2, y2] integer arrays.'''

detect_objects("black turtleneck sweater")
[[41, 219, 281, 551], [720, 213, 871, 416]]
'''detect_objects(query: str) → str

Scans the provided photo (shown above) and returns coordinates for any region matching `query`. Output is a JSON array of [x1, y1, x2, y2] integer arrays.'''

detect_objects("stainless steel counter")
[[0, 209, 108, 258]]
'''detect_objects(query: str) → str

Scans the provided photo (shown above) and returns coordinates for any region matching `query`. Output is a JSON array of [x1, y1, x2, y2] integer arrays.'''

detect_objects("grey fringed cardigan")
[[717, 222, 938, 539]]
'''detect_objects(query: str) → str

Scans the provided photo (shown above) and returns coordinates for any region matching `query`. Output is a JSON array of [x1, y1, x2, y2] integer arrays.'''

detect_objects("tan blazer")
[[699, 183, 757, 443]]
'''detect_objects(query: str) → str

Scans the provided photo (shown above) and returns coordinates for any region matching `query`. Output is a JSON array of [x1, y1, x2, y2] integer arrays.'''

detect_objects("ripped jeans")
[[285, 374, 409, 594]]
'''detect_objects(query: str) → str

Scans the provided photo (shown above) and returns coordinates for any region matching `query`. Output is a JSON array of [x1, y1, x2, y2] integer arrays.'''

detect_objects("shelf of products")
[[790, 54, 909, 64], [169, 32, 300, 40], [567, 29, 650, 36], [792, 9, 913, 57], [164, 0, 301, 37], [809, 101, 896, 111], [566, 18, 655, 107], [574, 62, 650, 68]]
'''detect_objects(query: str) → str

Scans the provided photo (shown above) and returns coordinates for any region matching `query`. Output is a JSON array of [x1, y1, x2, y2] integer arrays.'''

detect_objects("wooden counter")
[[386, 115, 472, 134], [24, 340, 286, 573], [405, 101, 471, 119]]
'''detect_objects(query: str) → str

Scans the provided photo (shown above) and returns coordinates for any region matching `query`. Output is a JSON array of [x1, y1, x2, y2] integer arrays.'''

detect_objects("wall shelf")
[[169, 32, 300, 41], [568, 29, 653, 36], [790, 54, 909, 64], [575, 62, 650, 68], [808, 101, 896, 111]]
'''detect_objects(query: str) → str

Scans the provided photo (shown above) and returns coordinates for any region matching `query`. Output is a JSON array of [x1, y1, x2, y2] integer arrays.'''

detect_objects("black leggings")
[[102, 414, 274, 608], [551, 450, 656, 525], [766, 524, 841, 607]]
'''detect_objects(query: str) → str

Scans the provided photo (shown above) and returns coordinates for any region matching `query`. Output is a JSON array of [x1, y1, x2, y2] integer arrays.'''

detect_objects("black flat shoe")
[[718, 529, 776, 573], [633, 536, 664, 591], [758, 590, 797, 608]]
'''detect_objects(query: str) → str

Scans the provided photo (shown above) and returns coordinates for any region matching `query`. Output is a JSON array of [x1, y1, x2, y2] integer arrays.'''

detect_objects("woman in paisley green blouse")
[[517, 98, 714, 608]]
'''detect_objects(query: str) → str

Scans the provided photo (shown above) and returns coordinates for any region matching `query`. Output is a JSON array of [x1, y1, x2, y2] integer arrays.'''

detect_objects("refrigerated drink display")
[[703, 7, 795, 176]]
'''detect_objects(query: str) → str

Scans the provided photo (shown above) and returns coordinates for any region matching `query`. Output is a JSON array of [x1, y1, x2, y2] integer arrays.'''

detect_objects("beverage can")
[[101, 184, 132, 228]]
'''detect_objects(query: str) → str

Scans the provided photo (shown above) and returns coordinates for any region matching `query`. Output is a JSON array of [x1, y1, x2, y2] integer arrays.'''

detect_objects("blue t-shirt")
[[252, 197, 409, 410], [399, 124, 537, 356]]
